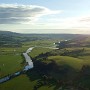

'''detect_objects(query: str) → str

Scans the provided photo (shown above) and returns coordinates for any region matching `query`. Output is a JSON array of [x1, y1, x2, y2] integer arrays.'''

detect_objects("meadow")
[[0, 74, 55, 90], [0, 54, 23, 77], [0, 36, 90, 90], [48, 56, 84, 70]]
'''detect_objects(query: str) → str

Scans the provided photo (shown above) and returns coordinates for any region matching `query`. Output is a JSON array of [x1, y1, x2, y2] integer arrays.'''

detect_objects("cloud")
[[79, 17, 90, 22], [42, 15, 90, 30], [0, 4, 61, 24]]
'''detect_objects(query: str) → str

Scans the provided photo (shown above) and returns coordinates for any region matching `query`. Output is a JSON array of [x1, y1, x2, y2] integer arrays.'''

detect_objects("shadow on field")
[[25, 60, 55, 89], [25, 60, 89, 90]]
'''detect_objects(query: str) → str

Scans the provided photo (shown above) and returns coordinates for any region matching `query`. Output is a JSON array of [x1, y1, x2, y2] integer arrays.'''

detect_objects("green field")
[[22, 40, 58, 47], [48, 56, 84, 70], [0, 46, 30, 78], [0, 75, 37, 90], [0, 47, 29, 55], [0, 54, 23, 77], [30, 47, 52, 58], [0, 74, 55, 90]]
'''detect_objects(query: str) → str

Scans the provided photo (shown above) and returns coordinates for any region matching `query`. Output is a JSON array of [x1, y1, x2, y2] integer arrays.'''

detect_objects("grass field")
[[0, 47, 29, 55], [0, 54, 23, 77], [0, 74, 37, 90], [65, 47, 90, 66], [0, 46, 30, 78], [48, 56, 84, 70], [22, 40, 57, 47], [0, 47, 28, 77], [0, 74, 55, 90], [29, 47, 52, 58]]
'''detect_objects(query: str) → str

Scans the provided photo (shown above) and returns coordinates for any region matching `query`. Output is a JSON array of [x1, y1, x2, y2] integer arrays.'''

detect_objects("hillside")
[[0, 31, 86, 47], [48, 56, 84, 70]]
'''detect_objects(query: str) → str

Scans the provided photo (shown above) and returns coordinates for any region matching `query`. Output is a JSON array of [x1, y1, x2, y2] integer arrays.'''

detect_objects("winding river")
[[0, 47, 34, 83], [0, 46, 58, 83]]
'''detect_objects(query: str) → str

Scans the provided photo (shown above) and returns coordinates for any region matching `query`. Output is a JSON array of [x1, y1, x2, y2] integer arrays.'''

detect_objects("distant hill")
[[0, 31, 21, 47], [0, 30, 85, 39], [0, 30, 89, 47], [0, 31, 20, 36]]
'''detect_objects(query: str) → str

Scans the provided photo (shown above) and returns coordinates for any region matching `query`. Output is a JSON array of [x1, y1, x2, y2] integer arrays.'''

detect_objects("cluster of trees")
[[31, 47, 90, 89], [56, 35, 90, 49], [33, 48, 85, 61], [61, 48, 85, 57], [32, 59, 90, 90]]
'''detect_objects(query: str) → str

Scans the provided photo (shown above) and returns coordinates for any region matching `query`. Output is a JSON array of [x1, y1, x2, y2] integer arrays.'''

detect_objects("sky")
[[0, 0, 90, 34]]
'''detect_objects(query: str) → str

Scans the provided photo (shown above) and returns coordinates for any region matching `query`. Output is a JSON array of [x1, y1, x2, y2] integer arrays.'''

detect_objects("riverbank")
[[0, 47, 34, 83]]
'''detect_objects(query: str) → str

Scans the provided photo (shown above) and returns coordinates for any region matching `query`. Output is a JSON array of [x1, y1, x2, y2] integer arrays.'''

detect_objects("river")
[[23, 47, 34, 71], [0, 47, 34, 83]]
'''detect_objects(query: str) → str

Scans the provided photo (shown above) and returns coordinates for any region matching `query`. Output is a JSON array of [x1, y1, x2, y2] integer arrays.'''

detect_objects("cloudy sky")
[[0, 0, 90, 34]]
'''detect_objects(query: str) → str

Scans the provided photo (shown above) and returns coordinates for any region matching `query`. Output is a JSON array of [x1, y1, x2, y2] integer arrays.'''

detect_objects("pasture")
[[29, 47, 52, 58], [48, 56, 84, 70], [0, 54, 23, 77]]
